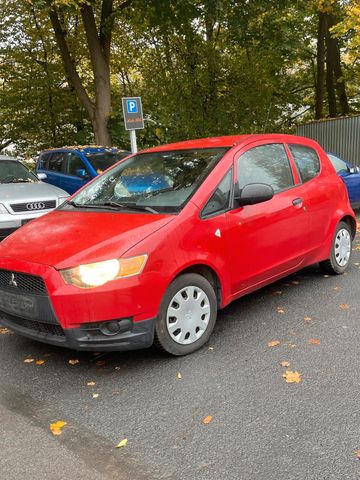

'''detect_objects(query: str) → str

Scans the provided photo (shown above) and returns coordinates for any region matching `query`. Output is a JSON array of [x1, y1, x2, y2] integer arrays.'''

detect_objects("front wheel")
[[154, 273, 218, 356], [320, 221, 352, 275]]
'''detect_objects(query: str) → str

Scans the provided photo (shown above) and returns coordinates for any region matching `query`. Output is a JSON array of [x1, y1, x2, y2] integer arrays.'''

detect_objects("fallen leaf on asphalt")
[[114, 366, 121, 370], [87, 381, 96, 387], [280, 361, 290, 367], [283, 371, 301, 383], [116, 438, 128, 448], [24, 358, 34, 363], [267, 340, 280, 347], [291, 281, 300, 285], [339, 304, 349, 310], [92, 393, 99, 399], [354, 245, 360, 250], [208, 346, 214, 351], [308, 338, 321, 345], [96, 360, 106, 366], [0, 327, 10, 334], [333, 287, 339, 291], [354, 263, 360, 266], [36, 360, 45, 365], [202, 415, 213, 425], [68, 359, 79, 365], [304, 316, 312, 322], [289, 344, 297, 348], [272, 290, 282, 295], [50, 421, 67, 436], [177, 372, 182, 379], [354, 450, 360, 459], [277, 308, 285, 314], [323, 275, 329, 278]]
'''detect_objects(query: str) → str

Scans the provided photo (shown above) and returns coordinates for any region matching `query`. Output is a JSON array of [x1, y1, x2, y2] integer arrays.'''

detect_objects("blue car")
[[327, 153, 360, 209], [36, 146, 129, 194]]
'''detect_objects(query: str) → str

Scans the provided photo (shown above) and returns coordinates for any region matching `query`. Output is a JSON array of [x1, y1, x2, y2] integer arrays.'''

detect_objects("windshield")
[[0, 160, 38, 184], [70, 148, 228, 213], [85, 152, 129, 174]]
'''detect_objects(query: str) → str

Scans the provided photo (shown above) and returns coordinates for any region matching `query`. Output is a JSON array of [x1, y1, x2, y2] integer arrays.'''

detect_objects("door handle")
[[292, 197, 303, 207]]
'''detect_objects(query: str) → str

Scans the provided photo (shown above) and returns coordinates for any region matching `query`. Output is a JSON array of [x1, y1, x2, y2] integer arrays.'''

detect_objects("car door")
[[225, 141, 309, 296], [60, 153, 90, 194], [42, 152, 65, 188]]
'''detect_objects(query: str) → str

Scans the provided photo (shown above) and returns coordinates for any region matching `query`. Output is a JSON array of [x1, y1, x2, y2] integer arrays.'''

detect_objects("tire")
[[154, 273, 218, 356], [320, 221, 352, 275]]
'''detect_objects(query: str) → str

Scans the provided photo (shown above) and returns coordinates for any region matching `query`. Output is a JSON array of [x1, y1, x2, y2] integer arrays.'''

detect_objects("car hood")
[[0, 210, 175, 269], [0, 182, 68, 203]]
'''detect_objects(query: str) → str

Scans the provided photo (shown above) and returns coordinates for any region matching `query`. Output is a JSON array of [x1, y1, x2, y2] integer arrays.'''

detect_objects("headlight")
[[0, 204, 8, 214], [60, 255, 148, 288]]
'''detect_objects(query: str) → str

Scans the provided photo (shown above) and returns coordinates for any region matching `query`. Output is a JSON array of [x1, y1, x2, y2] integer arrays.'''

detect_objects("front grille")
[[0, 270, 47, 295], [10, 200, 56, 213], [1, 311, 65, 338]]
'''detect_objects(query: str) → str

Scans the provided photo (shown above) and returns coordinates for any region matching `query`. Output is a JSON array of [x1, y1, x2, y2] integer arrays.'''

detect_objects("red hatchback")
[[0, 135, 355, 355]]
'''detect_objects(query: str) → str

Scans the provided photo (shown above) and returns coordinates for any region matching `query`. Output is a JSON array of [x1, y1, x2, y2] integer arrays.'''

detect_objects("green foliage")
[[0, 0, 359, 154]]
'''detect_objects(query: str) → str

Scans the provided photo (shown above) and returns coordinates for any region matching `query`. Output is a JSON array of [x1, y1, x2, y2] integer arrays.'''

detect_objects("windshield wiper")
[[103, 201, 158, 214], [66, 200, 101, 209]]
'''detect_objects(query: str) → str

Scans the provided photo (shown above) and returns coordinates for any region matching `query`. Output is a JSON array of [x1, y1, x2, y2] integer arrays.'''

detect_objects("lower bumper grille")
[[0, 311, 65, 337]]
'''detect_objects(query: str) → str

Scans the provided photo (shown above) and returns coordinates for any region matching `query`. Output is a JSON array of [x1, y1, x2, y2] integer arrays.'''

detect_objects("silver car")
[[0, 155, 69, 240]]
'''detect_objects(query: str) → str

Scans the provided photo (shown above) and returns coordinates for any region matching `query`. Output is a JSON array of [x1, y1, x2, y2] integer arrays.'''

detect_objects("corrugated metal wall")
[[296, 115, 360, 166]]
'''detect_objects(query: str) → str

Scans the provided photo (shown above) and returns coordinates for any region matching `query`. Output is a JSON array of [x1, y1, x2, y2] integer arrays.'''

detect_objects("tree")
[[44, 0, 132, 145]]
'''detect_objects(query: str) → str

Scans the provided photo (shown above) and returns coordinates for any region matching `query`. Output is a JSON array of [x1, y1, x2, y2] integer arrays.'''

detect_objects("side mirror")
[[235, 183, 274, 207], [76, 168, 89, 179], [348, 166, 360, 174], [37, 172, 47, 180]]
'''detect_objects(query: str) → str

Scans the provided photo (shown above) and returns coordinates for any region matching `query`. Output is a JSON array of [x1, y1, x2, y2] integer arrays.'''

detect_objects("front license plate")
[[0, 291, 37, 318]]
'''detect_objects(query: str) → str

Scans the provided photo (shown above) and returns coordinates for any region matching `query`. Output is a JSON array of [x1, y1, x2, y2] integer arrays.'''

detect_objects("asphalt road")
[[1, 217, 360, 480]]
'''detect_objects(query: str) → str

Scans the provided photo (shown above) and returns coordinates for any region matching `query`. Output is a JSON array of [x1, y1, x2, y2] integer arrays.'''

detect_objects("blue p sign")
[[127, 100, 138, 114]]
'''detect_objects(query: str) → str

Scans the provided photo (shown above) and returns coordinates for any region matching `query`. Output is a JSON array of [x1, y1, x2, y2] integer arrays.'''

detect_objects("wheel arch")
[[340, 215, 357, 240], [174, 264, 223, 308]]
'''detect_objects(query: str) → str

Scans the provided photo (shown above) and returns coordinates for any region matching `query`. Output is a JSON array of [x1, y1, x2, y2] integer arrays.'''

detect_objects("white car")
[[0, 155, 69, 239]]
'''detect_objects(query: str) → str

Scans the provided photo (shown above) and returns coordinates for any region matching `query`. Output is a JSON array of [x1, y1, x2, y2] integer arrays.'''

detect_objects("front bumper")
[[0, 212, 49, 240], [0, 259, 163, 352], [0, 310, 155, 351]]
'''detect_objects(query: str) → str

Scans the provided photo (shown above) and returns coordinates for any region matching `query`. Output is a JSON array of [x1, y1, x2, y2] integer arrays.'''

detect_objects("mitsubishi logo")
[[26, 202, 45, 211], [9, 273, 17, 287]]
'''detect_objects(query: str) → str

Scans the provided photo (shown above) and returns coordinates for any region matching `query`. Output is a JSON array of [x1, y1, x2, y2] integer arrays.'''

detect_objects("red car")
[[0, 135, 355, 355]]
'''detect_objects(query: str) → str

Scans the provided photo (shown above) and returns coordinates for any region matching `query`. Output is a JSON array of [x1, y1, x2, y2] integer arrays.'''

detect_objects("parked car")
[[36, 146, 130, 194], [327, 153, 360, 209], [0, 135, 355, 356], [0, 155, 68, 240]]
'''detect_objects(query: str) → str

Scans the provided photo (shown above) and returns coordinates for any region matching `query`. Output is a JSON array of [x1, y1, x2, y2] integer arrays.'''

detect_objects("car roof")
[[141, 134, 316, 153], [40, 145, 127, 155], [0, 155, 18, 161]]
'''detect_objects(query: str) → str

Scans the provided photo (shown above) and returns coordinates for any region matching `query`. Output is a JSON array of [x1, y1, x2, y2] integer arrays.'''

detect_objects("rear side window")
[[289, 145, 320, 183], [237, 143, 294, 193]]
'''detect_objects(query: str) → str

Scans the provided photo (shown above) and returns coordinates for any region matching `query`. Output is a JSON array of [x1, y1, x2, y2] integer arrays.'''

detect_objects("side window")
[[39, 153, 51, 170], [289, 144, 320, 183], [327, 154, 348, 174], [237, 144, 294, 193], [48, 152, 64, 172], [202, 169, 232, 217], [65, 153, 87, 177]]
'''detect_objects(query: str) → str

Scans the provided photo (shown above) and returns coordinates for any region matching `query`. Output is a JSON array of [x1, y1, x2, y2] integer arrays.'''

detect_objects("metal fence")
[[296, 115, 360, 166]]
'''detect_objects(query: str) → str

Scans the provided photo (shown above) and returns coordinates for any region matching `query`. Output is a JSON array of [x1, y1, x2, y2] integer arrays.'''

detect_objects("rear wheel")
[[154, 273, 218, 356], [320, 221, 352, 275]]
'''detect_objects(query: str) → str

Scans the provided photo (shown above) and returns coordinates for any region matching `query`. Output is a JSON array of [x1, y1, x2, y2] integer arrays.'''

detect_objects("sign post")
[[122, 97, 144, 154]]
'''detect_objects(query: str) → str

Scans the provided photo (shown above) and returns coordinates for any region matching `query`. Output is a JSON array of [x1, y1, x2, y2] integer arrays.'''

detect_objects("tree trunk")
[[315, 12, 326, 119], [325, 15, 337, 117], [327, 13, 349, 116]]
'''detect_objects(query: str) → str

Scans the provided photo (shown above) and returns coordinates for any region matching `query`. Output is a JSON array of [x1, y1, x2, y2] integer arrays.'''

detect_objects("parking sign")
[[122, 97, 144, 130]]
